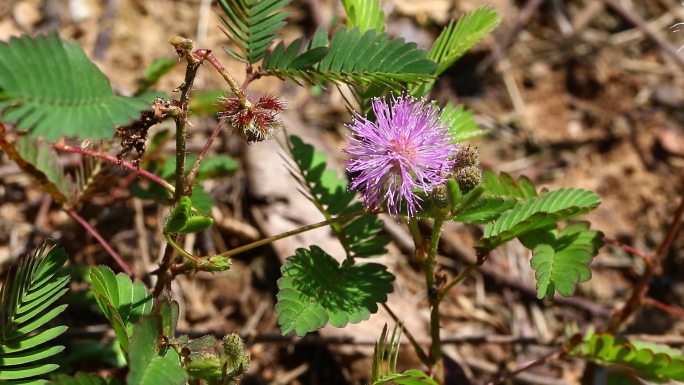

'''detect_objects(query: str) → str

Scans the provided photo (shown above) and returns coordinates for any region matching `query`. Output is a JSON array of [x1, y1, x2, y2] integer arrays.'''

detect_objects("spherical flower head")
[[218, 94, 286, 143], [343, 96, 458, 217]]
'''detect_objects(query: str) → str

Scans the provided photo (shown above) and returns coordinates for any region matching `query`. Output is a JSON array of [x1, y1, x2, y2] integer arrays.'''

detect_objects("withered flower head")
[[218, 94, 286, 143]]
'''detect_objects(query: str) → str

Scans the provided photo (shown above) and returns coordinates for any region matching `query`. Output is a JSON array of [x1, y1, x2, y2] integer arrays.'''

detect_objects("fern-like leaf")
[[519, 222, 603, 299], [89, 266, 154, 355], [217, 0, 290, 64], [275, 246, 394, 336], [569, 332, 684, 383], [286, 135, 390, 259], [441, 103, 484, 143], [0, 33, 149, 141], [262, 27, 436, 88], [476, 188, 601, 252], [342, 0, 385, 33], [0, 242, 70, 384]]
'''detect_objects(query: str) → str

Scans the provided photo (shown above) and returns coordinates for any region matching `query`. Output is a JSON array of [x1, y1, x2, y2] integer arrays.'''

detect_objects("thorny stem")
[[155, 38, 203, 297], [380, 303, 430, 365], [52, 143, 175, 192], [66, 208, 134, 276], [607, 190, 684, 332], [184, 121, 223, 195], [424, 217, 445, 378]]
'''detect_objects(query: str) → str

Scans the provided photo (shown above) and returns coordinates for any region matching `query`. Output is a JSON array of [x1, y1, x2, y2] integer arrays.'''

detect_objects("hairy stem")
[[66, 208, 134, 276], [425, 217, 445, 378], [194, 49, 249, 106], [52, 143, 174, 192]]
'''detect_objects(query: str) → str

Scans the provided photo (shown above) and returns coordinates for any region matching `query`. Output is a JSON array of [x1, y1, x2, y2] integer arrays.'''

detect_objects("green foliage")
[[441, 103, 484, 143], [126, 315, 186, 385], [89, 267, 154, 354], [428, 6, 501, 76], [164, 196, 214, 234], [0, 242, 70, 384], [342, 0, 385, 33], [48, 373, 112, 385], [476, 188, 601, 252], [181, 333, 250, 385], [217, 0, 290, 64], [519, 222, 604, 299], [569, 332, 684, 383], [286, 135, 389, 259], [275, 246, 394, 336], [480, 170, 537, 199], [262, 27, 436, 88], [412, 6, 501, 96], [195, 155, 240, 181], [0, 33, 149, 141], [370, 325, 437, 385]]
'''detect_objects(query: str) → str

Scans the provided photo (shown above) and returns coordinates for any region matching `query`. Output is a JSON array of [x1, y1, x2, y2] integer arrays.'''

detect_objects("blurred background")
[[1, 0, 684, 384]]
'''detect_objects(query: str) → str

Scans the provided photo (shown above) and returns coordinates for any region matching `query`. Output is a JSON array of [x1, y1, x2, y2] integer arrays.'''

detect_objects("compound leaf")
[[127, 315, 186, 385], [519, 222, 604, 299], [476, 188, 601, 252], [0, 242, 70, 384], [263, 27, 436, 88], [276, 246, 394, 336], [342, 0, 385, 33], [441, 103, 483, 143], [0, 33, 149, 141], [569, 332, 684, 383], [217, 0, 290, 64]]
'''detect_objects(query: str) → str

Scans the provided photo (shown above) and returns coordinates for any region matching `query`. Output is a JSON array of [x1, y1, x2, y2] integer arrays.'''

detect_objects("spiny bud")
[[218, 94, 286, 143], [223, 333, 250, 378], [430, 184, 451, 216], [452, 146, 482, 193], [197, 255, 232, 272]]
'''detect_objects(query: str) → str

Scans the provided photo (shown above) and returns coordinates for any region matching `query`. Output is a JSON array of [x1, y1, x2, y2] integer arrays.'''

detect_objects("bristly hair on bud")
[[218, 94, 286, 143], [343, 95, 458, 217]]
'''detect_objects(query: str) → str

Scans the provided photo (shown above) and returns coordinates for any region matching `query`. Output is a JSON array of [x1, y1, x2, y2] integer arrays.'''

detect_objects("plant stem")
[[485, 346, 569, 385], [215, 210, 366, 258], [66, 208, 134, 276], [194, 49, 249, 106], [164, 233, 200, 266], [52, 143, 174, 192], [184, 121, 223, 195], [606, 190, 684, 332], [425, 217, 445, 377], [603, 236, 653, 262], [407, 217, 426, 260]]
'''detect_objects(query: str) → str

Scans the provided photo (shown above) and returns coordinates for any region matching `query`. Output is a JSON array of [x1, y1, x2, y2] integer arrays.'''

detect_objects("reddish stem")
[[644, 297, 684, 319], [52, 143, 174, 192], [184, 121, 223, 195], [486, 347, 568, 385], [603, 237, 654, 262], [66, 208, 134, 276]]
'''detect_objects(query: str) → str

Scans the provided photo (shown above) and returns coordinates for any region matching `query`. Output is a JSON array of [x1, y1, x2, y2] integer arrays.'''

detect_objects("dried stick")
[[485, 347, 568, 385], [66, 208, 134, 276]]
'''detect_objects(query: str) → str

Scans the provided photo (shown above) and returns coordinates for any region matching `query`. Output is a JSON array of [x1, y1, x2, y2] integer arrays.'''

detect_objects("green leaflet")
[[476, 188, 601, 252], [275, 246, 394, 336], [262, 27, 436, 88], [0, 33, 149, 141], [342, 0, 385, 33], [126, 315, 186, 385], [0, 242, 70, 383], [286, 135, 389, 259], [519, 222, 603, 299], [217, 0, 290, 64], [569, 332, 684, 383], [89, 267, 154, 354], [163, 196, 214, 234], [441, 103, 484, 143]]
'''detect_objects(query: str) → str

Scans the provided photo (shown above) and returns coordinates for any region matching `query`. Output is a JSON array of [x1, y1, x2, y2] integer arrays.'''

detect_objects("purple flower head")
[[343, 95, 458, 217]]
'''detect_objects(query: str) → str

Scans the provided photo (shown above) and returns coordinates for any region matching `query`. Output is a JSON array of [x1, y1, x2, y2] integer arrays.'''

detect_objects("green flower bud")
[[197, 255, 232, 272], [452, 146, 482, 193]]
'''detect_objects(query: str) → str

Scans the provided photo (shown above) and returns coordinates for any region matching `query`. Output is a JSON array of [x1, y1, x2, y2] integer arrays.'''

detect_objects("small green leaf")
[[177, 215, 214, 234], [164, 196, 192, 234], [127, 315, 187, 385], [276, 246, 395, 336], [342, 0, 385, 33], [519, 222, 603, 299], [441, 103, 484, 143], [196, 155, 239, 181], [136, 57, 177, 94]]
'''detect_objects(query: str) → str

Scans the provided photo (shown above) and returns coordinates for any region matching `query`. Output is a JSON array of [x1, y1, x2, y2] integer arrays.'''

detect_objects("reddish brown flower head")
[[218, 94, 286, 143]]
